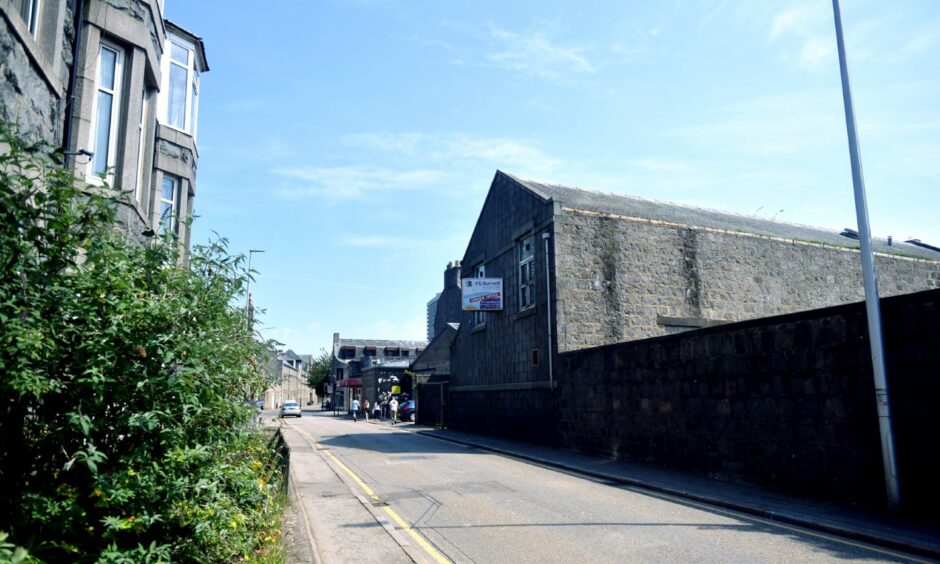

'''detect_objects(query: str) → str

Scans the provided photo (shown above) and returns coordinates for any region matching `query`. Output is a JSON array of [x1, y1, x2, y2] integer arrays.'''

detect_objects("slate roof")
[[502, 171, 940, 261], [336, 338, 428, 349]]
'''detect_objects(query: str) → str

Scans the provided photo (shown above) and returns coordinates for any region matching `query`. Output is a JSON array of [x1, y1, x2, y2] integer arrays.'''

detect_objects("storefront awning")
[[337, 378, 362, 388]]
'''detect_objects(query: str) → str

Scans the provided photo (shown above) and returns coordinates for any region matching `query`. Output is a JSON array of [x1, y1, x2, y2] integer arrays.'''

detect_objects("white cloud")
[[340, 235, 427, 249], [274, 166, 449, 201], [797, 37, 835, 71], [485, 25, 595, 79], [769, 5, 823, 42], [663, 91, 844, 156], [768, 4, 837, 72], [343, 132, 562, 176]]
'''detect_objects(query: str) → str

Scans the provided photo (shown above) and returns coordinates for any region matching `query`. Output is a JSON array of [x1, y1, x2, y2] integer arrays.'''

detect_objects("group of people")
[[349, 396, 400, 424]]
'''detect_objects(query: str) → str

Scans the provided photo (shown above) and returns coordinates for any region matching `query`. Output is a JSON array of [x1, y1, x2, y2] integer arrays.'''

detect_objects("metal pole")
[[831, 0, 900, 511], [542, 232, 554, 390], [246, 249, 265, 313]]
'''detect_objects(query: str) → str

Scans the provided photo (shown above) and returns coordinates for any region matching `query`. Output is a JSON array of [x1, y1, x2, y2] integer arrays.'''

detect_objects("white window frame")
[[518, 235, 536, 311], [134, 88, 149, 206], [16, 0, 41, 38], [87, 40, 124, 185], [160, 34, 199, 136], [160, 175, 179, 234], [473, 263, 486, 326]]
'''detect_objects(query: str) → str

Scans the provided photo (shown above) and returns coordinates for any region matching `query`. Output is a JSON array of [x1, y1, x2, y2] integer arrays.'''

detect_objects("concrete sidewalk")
[[399, 424, 940, 560], [279, 425, 415, 564]]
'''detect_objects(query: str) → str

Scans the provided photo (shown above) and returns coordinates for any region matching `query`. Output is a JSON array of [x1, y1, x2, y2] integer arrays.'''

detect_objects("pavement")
[[279, 408, 940, 563]]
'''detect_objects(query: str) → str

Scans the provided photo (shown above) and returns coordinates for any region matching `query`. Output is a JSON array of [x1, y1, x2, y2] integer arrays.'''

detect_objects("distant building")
[[262, 349, 316, 409], [1, 1, 208, 257], [445, 170, 940, 441], [426, 293, 440, 341], [329, 333, 427, 410]]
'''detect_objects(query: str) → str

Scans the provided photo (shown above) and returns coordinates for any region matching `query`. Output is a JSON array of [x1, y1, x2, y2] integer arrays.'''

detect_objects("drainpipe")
[[542, 232, 553, 390], [61, 0, 86, 163]]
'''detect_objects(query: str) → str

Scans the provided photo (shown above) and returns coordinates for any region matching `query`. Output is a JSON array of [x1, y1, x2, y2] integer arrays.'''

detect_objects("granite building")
[[329, 332, 426, 410], [1, 0, 208, 255], [448, 170, 940, 441]]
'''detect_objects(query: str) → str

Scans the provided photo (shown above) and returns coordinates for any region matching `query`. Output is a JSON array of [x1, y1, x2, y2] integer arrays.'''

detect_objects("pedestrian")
[[373, 400, 382, 421], [363, 399, 371, 422], [389, 397, 399, 425], [351, 397, 360, 422]]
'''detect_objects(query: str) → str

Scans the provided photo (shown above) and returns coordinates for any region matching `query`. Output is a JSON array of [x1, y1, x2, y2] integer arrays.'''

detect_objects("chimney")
[[444, 260, 461, 289]]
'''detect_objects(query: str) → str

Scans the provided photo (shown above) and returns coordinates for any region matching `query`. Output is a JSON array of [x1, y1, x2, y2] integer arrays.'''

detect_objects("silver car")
[[280, 400, 301, 418]]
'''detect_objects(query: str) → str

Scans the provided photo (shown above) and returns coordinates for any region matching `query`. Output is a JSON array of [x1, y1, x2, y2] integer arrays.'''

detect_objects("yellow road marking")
[[382, 505, 451, 564], [289, 423, 451, 563]]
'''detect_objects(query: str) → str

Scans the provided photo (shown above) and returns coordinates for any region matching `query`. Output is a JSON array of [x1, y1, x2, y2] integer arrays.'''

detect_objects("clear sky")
[[167, 0, 940, 355]]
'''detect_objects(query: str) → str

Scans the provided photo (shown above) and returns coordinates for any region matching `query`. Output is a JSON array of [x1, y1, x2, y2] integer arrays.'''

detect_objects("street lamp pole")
[[831, 0, 899, 512], [246, 249, 265, 325]]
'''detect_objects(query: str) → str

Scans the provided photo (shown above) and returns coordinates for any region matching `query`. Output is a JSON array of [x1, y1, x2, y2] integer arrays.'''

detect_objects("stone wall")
[[0, 9, 70, 145], [558, 288, 940, 515], [554, 209, 940, 352]]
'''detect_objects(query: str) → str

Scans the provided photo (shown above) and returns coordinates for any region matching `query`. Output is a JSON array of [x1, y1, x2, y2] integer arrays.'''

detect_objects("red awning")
[[337, 378, 362, 388]]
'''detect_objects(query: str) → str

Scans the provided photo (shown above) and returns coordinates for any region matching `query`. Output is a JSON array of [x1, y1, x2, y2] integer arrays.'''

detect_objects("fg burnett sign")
[[462, 278, 503, 311]]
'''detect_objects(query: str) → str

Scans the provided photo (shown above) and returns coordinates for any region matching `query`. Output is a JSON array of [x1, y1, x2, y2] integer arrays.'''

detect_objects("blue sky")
[[168, 0, 940, 354]]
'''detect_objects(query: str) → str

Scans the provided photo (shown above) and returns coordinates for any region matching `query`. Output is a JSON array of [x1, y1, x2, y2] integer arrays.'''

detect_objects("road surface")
[[285, 412, 922, 563]]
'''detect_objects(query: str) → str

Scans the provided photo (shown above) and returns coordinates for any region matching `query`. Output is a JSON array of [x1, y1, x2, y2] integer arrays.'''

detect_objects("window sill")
[[471, 323, 487, 334], [514, 307, 536, 321]]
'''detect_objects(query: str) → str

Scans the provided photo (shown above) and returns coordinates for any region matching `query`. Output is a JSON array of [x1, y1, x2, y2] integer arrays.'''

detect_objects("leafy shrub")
[[0, 122, 283, 561]]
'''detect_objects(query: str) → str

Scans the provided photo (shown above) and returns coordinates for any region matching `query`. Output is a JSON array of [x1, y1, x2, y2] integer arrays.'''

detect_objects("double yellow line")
[[291, 425, 450, 564]]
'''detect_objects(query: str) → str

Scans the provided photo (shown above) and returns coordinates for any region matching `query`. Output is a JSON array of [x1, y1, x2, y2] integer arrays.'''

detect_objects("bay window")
[[89, 41, 124, 182], [160, 175, 180, 233], [161, 34, 200, 136]]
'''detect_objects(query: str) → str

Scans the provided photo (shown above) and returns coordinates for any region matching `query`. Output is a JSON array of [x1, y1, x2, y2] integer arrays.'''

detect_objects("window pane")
[[99, 47, 117, 90], [167, 63, 187, 128], [93, 92, 113, 174], [170, 42, 189, 64], [160, 202, 172, 227], [162, 177, 176, 201]]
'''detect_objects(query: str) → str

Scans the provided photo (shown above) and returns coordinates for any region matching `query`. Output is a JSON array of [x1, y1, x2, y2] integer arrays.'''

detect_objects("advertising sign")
[[462, 278, 503, 311]]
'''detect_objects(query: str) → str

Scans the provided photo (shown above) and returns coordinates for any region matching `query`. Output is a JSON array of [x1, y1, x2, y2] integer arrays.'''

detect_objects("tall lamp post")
[[246, 249, 265, 326], [831, 0, 899, 512]]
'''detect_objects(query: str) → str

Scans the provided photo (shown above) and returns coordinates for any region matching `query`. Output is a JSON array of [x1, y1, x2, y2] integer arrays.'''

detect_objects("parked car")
[[399, 400, 416, 422], [280, 401, 301, 418], [255, 400, 264, 409]]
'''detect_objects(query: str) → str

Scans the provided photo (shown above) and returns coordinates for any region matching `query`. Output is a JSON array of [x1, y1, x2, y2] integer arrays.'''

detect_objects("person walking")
[[389, 397, 399, 425], [373, 400, 382, 421], [363, 399, 371, 422], [351, 398, 360, 422]]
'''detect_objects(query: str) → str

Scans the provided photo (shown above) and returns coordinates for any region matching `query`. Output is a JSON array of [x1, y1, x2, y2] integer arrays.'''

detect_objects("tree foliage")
[[305, 349, 331, 394], [0, 122, 284, 561]]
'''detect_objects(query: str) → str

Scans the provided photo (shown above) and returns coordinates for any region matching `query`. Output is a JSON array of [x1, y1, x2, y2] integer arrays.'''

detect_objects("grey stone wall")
[[558, 288, 940, 515], [0, 10, 69, 145], [554, 209, 940, 352]]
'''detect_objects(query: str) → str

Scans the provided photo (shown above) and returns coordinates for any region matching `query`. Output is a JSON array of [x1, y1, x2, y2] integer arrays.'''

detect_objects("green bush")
[[0, 122, 284, 562]]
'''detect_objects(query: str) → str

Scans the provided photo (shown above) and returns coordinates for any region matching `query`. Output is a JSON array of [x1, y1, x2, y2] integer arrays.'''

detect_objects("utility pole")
[[831, 0, 900, 512], [246, 249, 265, 327]]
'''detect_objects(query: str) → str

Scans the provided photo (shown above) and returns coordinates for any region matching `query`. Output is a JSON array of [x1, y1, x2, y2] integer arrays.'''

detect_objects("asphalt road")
[[290, 412, 920, 563]]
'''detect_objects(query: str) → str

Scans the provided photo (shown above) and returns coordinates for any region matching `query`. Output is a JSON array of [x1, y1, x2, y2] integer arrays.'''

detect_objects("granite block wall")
[[558, 288, 940, 514], [554, 209, 940, 352]]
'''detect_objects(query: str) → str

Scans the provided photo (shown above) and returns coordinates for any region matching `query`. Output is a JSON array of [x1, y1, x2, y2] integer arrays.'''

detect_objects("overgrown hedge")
[[0, 122, 284, 562]]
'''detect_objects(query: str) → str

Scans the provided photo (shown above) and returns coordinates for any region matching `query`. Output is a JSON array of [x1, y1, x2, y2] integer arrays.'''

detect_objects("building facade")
[[1, 0, 207, 254], [261, 349, 316, 409], [329, 332, 426, 410], [447, 171, 940, 442]]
